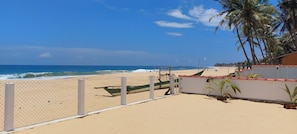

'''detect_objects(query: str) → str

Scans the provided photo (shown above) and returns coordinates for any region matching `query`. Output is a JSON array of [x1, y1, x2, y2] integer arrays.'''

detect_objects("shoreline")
[[2, 69, 201, 80], [0, 66, 237, 81], [0, 67, 237, 132], [0, 69, 201, 131], [0, 67, 202, 80]]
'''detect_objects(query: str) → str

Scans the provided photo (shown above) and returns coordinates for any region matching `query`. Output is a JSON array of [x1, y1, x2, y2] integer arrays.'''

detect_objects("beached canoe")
[[192, 69, 205, 76], [103, 80, 177, 96], [102, 70, 204, 96]]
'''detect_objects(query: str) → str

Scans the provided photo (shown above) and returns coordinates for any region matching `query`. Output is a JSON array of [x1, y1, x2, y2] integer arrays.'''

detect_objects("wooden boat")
[[102, 70, 204, 96], [103, 80, 176, 96]]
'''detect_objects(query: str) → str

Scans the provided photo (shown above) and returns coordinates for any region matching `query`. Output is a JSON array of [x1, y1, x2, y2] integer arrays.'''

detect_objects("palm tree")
[[210, 0, 251, 65], [276, 33, 296, 55], [240, 0, 278, 64], [212, 0, 277, 65], [254, 22, 279, 64], [278, 0, 297, 50]]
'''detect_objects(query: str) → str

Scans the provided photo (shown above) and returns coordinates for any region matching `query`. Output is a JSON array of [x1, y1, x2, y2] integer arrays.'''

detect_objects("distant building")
[[278, 51, 297, 65]]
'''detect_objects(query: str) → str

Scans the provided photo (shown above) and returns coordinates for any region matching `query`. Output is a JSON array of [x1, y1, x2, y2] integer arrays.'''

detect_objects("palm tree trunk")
[[292, 6, 297, 49], [235, 27, 251, 64], [256, 37, 266, 62], [248, 33, 258, 65], [261, 37, 274, 64]]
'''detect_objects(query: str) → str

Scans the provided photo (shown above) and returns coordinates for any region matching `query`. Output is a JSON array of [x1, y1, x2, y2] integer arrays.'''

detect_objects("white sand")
[[9, 67, 295, 134], [201, 67, 237, 76], [1, 69, 199, 130], [12, 94, 297, 134]]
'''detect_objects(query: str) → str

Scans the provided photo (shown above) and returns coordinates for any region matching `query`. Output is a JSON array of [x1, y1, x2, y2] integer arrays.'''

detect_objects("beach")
[[0, 69, 200, 131], [7, 67, 291, 134], [12, 94, 297, 134]]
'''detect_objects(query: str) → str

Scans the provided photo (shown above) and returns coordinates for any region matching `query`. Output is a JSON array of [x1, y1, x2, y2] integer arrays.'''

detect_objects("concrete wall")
[[238, 65, 297, 79], [179, 76, 297, 103]]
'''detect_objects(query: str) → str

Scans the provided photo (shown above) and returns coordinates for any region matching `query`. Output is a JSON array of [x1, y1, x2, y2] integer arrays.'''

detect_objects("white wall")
[[179, 76, 297, 103], [238, 65, 297, 79], [179, 77, 209, 94]]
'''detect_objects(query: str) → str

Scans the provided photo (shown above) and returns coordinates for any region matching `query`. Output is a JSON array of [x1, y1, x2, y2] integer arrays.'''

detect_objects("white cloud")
[[167, 9, 192, 20], [39, 52, 52, 58], [189, 6, 224, 27], [166, 32, 183, 36], [155, 5, 223, 29], [189, 6, 204, 18], [154, 21, 193, 28]]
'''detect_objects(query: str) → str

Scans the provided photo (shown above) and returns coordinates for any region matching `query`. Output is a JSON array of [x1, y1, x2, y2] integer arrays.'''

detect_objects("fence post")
[[170, 74, 174, 94], [178, 77, 182, 92], [78, 79, 85, 115], [149, 76, 154, 99], [121, 77, 127, 105], [4, 83, 15, 131]]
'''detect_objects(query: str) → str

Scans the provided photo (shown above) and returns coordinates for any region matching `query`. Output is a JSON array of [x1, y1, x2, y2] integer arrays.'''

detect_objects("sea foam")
[[132, 69, 157, 73]]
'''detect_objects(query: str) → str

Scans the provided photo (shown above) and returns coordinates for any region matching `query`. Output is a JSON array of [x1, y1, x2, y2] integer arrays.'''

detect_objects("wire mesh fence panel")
[[14, 79, 78, 128], [0, 82, 5, 131], [85, 76, 121, 113], [126, 76, 151, 104]]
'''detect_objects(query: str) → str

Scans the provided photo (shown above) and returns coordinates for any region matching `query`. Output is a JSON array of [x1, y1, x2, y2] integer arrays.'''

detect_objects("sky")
[[0, 0, 278, 66]]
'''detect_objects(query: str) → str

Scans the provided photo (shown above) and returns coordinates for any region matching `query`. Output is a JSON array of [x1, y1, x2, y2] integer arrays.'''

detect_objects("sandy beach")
[[6, 67, 295, 134], [12, 94, 297, 134], [0, 69, 200, 131]]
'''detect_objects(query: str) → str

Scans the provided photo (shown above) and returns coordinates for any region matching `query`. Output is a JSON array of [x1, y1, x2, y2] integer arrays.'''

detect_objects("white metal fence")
[[13, 79, 78, 129], [0, 75, 177, 132]]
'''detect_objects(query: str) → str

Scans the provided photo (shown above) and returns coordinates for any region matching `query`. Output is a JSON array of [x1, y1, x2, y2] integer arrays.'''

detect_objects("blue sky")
[[0, 0, 277, 66]]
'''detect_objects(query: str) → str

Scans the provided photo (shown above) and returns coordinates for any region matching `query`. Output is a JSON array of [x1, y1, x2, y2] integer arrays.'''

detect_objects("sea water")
[[0, 65, 197, 80]]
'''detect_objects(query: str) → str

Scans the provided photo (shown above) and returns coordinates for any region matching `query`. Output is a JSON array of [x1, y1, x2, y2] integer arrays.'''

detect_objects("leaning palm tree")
[[210, 0, 251, 65], [239, 0, 277, 64], [212, 0, 277, 65], [278, 0, 297, 50], [277, 33, 297, 55]]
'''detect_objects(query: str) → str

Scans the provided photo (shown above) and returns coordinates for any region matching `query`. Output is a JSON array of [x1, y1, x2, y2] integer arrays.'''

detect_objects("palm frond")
[[206, 78, 241, 97], [284, 84, 293, 102], [230, 84, 241, 94], [224, 93, 232, 98], [292, 85, 297, 99]]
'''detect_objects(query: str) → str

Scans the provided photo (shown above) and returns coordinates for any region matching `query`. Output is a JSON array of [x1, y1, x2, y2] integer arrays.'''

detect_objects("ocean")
[[0, 65, 197, 80]]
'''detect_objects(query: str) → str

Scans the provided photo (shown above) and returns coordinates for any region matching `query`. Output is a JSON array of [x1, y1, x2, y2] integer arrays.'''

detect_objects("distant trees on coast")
[[214, 62, 239, 67], [212, 0, 297, 65], [214, 62, 250, 69]]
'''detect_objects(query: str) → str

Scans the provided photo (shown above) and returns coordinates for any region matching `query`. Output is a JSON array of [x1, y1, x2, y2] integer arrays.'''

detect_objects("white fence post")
[[4, 83, 15, 131], [149, 76, 154, 99], [178, 77, 182, 92], [170, 74, 174, 94], [78, 79, 85, 116], [121, 77, 127, 105]]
